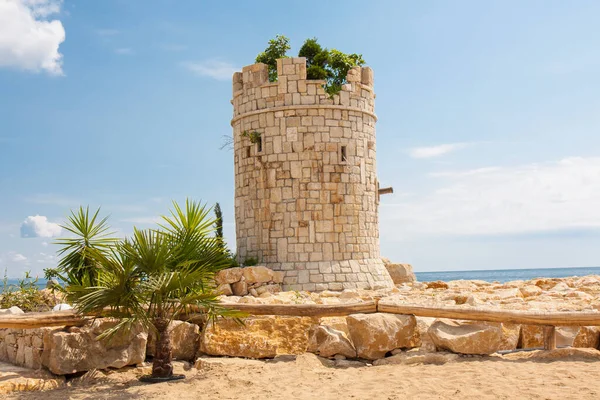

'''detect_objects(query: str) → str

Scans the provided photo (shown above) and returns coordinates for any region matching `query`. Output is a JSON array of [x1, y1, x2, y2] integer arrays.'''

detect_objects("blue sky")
[[1, 0, 599, 277]]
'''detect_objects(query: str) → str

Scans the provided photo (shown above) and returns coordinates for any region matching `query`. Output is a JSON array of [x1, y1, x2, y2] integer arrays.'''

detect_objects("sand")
[[5, 350, 600, 400]]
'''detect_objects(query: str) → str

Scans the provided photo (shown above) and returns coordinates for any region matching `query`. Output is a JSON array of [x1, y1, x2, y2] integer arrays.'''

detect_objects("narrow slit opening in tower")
[[340, 145, 347, 162], [257, 136, 263, 153], [246, 146, 251, 158]]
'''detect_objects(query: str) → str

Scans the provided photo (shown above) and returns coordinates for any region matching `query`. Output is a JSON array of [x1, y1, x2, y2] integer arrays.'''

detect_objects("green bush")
[[256, 36, 365, 96], [255, 34, 291, 82], [243, 257, 258, 267], [0, 271, 55, 312]]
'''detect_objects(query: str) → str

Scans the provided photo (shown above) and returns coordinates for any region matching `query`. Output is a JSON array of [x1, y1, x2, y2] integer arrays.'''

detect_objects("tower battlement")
[[231, 57, 393, 291]]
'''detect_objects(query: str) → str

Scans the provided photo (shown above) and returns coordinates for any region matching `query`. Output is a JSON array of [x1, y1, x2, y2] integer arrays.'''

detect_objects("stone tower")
[[231, 57, 394, 291]]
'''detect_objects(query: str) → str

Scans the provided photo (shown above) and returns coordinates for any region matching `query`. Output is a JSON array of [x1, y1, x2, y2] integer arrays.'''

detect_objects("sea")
[[415, 266, 600, 283], [3, 266, 600, 290]]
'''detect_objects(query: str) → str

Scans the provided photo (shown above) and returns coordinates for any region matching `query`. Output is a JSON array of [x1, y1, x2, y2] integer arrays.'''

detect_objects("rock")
[[0, 361, 65, 394], [217, 283, 233, 296], [0, 307, 24, 315], [0, 328, 56, 369], [502, 347, 600, 362], [519, 325, 544, 348], [334, 359, 366, 368], [415, 317, 437, 352], [147, 320, 200, 361], [373, 350, 459, 366], [52, 304, 72, 311], [429, 319, 502, 355], [231, 279, 249, 296], [573, 326, 600, 348], [242, 266, 273, 284], [520, 285, 543, 298], [497, 323, 521, 351], [308, 325, 356, 358], [447, 280, 477, 290], [256, 284, 281, 295], [534, 279, 559, 290], [425, 281, 449, 290], [201, 316, 314, 359], [41, 318, 147, 375], [215, 267, 243, 285], [319, 317, 351, 338], [550, 282, 571, 293], [249, 288, 259, 297], [272, 271, 285, 284], [45, 279, 60, 289], [346, 313, 419, 360], [518, 325, 597, 349], [381, 259, 416, 284], [489, 288, 522, 300]]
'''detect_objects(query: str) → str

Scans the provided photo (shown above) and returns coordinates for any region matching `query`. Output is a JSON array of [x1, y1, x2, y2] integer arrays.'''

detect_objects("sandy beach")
[[4, 349, 600, 400]]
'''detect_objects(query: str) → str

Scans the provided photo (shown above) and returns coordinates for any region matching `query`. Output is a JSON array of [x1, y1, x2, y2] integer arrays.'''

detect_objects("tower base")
[[268, 258, 395, 292]]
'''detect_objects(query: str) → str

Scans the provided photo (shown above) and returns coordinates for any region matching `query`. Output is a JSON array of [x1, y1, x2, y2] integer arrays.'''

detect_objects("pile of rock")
[[216, 266, 284, 297]]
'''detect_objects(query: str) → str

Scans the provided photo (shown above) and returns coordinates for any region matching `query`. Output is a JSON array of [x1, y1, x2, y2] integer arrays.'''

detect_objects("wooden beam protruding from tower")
[[378, 187, 394, 196]]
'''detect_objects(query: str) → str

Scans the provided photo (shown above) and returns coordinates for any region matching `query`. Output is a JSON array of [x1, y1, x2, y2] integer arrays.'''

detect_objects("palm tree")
[[61, 200, 237, 382], [49, 206, 119, 286]]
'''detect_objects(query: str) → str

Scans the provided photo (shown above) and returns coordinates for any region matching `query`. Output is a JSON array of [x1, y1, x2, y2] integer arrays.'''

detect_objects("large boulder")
[[215, 267, 243, 285], [201, 316, 314, 359], [41, 318, 147, 375], [242, 266, 274, 284], [307, 325, 356, 358], [147, 320, 200, 361], [346, 313, 419, 360], [381, 259, 416, 284], [429, 319, 502, 355]]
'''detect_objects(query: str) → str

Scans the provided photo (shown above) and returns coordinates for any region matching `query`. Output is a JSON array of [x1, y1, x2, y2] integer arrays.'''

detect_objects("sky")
[[1, 0, 599, 278]]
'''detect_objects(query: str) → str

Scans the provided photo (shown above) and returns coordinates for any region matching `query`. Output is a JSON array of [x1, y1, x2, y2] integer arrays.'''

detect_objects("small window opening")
[[340, 145, 347, 162], [246, 147, 251, 158], [257, 136, 263, 153]]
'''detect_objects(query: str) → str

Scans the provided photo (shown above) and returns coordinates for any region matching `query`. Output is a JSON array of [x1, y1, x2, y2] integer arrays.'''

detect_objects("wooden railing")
[[3, 299, 600, 350], [378, 300, 600, 350]]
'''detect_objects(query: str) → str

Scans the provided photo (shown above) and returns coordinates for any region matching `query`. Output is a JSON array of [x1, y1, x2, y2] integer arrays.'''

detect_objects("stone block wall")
[[232, 57, 393, 291], [0, 328, 58, 369]]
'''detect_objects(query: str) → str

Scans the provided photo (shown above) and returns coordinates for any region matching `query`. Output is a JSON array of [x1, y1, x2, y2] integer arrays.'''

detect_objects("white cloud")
[[408, 143, 470, 159], [115, 47, 132, 55], [0, 0, 65, 75], [4, 252, 27, 263], [381, 157, 600, 238], [20, 215, 62, 238], [36, 252, 55, 263], [182, 60, 238, 81]]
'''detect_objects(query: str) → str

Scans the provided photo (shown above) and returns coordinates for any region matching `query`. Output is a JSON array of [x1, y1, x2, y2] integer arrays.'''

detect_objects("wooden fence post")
[[543, 325, 557, 350]]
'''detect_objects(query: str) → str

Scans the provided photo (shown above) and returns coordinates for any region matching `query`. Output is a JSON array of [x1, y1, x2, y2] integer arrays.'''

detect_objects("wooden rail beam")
[[227, 300, 377, 317], [0, 310, 87, 329], [0, 301, 377, 329], [377, 301, 600, 326]]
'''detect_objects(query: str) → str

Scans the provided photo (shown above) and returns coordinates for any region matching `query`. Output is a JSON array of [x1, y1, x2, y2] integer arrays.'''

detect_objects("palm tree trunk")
[[152, 318, 173, 378]]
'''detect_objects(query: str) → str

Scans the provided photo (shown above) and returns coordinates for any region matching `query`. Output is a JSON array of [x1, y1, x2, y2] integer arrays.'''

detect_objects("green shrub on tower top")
[[255, 36, 365, 96]]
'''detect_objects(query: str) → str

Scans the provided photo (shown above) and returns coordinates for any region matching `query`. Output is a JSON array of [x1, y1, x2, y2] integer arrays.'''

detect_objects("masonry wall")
[[232, 57, 393, 291]]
